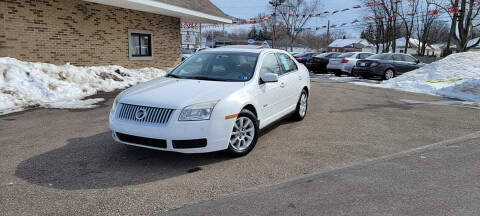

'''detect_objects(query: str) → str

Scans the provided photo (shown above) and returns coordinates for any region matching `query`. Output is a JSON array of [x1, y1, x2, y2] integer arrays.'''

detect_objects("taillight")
[[296, 57, 304, 61], [341, 58, 349, 64]]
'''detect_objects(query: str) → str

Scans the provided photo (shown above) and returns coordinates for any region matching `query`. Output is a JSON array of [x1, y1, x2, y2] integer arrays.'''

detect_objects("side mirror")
[[166, 68, 173, 73], [260, 73, 279, 83]]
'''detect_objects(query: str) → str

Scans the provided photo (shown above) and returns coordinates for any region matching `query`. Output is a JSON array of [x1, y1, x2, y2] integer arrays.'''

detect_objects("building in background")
[[328, 39, 372, 52], [0, 0, 231, 69]]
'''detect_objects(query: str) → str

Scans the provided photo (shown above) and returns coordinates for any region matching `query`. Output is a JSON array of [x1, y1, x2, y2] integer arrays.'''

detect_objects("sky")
[[210, 0, 368, 38]]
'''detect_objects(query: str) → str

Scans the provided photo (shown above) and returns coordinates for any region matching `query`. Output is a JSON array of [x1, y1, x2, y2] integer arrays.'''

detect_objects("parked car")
[[181, 49, 195, 61], [327, 52, 374, 76], [294, 52, 322, 64], [109, 48, 310, 156], [353, 53, 423, 80], [305, 52, 341, 73]]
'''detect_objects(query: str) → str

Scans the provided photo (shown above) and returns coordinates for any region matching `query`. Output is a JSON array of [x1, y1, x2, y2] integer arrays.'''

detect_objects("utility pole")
[[269, 0, 285, 49], [326, 20, 330, 51]]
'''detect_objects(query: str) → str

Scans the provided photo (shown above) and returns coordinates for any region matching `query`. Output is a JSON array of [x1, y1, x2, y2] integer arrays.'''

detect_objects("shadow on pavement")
[[15, 132, 231, 190]]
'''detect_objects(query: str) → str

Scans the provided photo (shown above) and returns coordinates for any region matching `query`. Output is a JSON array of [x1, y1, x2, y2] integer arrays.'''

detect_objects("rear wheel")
[[226, 109, 259, 157], [334, 71, 342, 77], [384, 69, 395, 80]]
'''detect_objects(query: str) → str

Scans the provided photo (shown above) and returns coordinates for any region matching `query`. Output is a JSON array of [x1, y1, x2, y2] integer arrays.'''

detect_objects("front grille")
[[116, 132, 167, 148], [172, 139, 208, 149], [116, 103, 174, 125]]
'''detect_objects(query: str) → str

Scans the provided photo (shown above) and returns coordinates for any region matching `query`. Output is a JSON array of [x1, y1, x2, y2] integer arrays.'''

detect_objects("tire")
[[226, 109, 259, 157], [292, 89, 308, 121], [384, 69, 395, 80], [334, 71, 341, 77], [350, 69, 356, 77]]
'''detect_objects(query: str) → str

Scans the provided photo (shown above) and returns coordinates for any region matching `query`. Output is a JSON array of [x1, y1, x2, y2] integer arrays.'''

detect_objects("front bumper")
[[109, 110, 235, 153]]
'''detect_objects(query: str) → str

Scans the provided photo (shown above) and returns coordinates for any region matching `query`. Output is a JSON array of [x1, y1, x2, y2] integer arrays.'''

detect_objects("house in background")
[[362, 37, 439, 57], [434, 37, 480, 56], [328, 39, 372, 52], [0, 0, 231, 69]]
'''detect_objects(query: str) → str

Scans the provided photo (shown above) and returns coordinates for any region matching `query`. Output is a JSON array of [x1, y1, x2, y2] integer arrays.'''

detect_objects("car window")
[[277, 53, 298, 73], [403, 55, 418, 63], [339, 53, 354, 58], [260, 53, 282, 76], [393, 54, 404, 61], [368, 54, 393, 60], [331, 53, 340, 58]]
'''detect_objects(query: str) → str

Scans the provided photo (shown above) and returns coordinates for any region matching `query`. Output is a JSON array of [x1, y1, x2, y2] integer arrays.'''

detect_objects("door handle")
[[280, 82, 286, 88]]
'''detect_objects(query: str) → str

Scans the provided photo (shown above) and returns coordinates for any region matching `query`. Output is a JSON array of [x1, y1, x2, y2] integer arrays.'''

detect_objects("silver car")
[[327, 52, 374, 76]]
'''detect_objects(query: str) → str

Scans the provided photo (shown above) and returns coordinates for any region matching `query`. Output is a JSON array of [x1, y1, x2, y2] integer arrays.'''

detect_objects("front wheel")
[[226, 109, 259, 157], [292, 90, 308, 121]]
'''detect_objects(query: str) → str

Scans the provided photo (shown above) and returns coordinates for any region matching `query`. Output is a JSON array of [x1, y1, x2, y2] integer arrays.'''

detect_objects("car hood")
[[119, 77, 245, 109]]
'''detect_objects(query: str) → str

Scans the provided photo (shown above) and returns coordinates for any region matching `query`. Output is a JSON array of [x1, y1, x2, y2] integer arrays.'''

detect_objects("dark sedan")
[[294, 52, 322, 64], [305, 52, 341, 73], [353, 53, 423, 80]]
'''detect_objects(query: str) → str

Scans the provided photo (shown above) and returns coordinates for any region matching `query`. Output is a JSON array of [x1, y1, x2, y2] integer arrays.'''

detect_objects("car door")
[[276, 52, 301, 112], [401, 55, 421, 72], [257, 52, 289, 126], [393, 54, 408, 74]]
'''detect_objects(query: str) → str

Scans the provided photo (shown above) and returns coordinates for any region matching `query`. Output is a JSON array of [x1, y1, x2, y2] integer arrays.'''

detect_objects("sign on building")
[[182, 34, 196, 45]]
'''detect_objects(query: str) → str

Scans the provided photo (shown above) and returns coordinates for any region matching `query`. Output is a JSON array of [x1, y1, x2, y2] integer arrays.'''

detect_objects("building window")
[[129, 30, 153, 60]]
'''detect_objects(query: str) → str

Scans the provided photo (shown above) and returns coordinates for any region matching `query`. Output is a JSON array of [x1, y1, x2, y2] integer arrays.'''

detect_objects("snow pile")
[[0, 57, 166, 115], [381, 52, 480, 102]]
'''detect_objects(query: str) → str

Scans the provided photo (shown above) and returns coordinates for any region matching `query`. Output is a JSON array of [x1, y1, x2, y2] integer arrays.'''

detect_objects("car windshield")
[[168, 52, 259, 82], [339, 53, 354, 58], [293, 53, 304, 57], [368, 54, 392, 60], [182, 49, 194, 54]]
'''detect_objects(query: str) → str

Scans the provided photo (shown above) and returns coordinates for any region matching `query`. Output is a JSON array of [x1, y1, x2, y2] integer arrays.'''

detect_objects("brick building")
[[0, 0, 231, 69]]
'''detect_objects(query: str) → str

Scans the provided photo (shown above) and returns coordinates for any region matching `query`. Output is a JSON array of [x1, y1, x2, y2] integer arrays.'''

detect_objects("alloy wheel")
[[299, 93, 308, 117], [230, 117, 255, 151]]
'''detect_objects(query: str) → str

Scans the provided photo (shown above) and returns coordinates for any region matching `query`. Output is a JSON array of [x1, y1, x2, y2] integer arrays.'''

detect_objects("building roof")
[[153, 0, 230, 20], [328, 39, 372, 48], [85, 0, 232, 23]]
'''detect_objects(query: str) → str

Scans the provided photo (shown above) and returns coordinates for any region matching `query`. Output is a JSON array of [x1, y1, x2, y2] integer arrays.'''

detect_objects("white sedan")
[[109, 48, 310, 156]]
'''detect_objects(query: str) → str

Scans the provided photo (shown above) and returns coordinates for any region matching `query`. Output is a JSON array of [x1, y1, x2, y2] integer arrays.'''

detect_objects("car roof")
[[202, 47, 288, 54]]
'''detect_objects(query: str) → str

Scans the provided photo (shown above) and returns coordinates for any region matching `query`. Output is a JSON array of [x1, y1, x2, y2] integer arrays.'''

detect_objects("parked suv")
[[353, 53, 423, 80]]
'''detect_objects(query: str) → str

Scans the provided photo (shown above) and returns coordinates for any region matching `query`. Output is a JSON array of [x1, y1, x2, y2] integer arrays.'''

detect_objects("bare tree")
[[435, 0, 480, 52], [415, 0, 439, 56], [276, 0, 322, 51], [397, 0, 420, 53]]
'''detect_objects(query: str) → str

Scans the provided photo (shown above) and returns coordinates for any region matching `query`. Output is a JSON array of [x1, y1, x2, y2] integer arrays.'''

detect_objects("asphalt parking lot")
[[1, 77, 479, 215]]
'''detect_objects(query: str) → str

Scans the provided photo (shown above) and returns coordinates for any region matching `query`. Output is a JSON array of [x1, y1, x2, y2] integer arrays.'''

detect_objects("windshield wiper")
[[166, 74, 183, 79], [186, 76, 226, 81]]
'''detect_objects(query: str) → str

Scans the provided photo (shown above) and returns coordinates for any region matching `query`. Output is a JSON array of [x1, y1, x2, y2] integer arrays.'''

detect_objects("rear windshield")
[[314, 53, 328, 57], [339, 53, 354, 58], [368, 54, 392, 60]]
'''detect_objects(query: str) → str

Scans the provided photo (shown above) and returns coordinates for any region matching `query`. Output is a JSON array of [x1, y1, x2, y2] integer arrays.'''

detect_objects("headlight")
[[111, 90, 124, 114], [179, 101, 218, 121], [370, 62, 379, 67]]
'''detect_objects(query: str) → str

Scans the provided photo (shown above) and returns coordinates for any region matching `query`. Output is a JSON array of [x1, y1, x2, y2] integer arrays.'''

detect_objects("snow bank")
[[381, 52, 480, 102], [0, 57, 165, 115]]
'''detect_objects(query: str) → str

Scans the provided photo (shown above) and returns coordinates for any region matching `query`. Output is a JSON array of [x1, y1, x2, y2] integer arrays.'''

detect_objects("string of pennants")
[[181, 1, 480, 30]]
